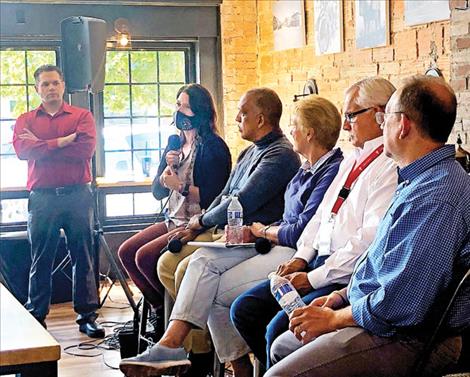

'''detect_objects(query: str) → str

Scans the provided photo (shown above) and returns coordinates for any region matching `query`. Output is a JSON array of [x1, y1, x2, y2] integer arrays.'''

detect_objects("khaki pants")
[[156, 228, 222, 354], [267, 327, 462, 377]]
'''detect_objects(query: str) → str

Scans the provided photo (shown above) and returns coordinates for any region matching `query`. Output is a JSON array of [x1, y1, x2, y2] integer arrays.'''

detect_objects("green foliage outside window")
[[0, 49, 56, 192], [0, 50, 56, 118], [103, 50, 185, 117], [102, 49, 186, 181]]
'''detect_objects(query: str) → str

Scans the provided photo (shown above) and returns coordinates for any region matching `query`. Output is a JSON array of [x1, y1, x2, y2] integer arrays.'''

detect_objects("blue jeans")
[[230, 255, 345, 369]]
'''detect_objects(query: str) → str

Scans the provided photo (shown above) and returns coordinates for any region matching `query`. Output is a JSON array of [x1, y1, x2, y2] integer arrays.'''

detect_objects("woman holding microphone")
[[118, 84, 231, 315]]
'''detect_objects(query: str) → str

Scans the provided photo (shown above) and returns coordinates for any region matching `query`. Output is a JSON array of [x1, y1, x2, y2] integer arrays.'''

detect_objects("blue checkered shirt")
[[349, 145, 470, 337]]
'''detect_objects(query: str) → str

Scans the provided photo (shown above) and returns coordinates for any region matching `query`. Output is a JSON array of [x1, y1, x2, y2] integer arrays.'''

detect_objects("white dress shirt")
[[294, 136, 398, 289]]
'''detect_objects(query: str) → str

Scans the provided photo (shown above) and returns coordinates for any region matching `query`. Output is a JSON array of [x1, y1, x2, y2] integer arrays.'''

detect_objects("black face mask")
[[174, 110, 199, 131]]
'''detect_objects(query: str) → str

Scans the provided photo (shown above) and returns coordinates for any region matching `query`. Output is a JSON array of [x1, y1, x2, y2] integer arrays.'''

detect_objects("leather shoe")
[[79, 319, 105, 338]]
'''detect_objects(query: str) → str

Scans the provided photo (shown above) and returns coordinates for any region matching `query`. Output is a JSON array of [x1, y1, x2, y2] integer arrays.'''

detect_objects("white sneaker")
[[119, 344, 191, 377]]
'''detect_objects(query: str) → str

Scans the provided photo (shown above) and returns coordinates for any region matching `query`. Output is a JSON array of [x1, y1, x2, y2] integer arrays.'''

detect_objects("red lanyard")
[[330, 144, 384, 215]]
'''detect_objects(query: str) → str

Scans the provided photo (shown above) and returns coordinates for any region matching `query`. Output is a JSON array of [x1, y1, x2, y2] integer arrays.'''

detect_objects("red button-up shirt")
[[13, 102, 96, 190]]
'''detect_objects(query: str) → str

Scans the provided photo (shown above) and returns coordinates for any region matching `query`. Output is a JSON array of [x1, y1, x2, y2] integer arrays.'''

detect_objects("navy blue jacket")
[[152, 133, 231, 210]]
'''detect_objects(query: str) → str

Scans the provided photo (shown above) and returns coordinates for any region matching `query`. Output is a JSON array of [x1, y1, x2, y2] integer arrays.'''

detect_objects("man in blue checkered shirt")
[[265, 75, 470, 377]]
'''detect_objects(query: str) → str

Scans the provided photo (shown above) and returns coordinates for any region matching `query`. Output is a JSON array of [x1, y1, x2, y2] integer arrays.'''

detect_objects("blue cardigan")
[[152, 133, 231, 210], [277, 148, 344, 248]]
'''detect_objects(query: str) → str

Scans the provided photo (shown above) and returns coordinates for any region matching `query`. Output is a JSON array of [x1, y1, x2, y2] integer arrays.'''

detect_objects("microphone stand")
[[85, 92, 138, 316]]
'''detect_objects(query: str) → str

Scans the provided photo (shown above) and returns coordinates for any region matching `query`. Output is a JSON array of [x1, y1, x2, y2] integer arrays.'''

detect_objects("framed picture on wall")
[[355, 0, 389, 49], [314, 0, 343, 55], [404, 0, 450, 26], [272, 0, 306, 51]]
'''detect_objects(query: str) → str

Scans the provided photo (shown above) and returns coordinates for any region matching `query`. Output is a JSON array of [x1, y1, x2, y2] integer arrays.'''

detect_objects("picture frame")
[[355, 0, 389, 49], [405, 0, 450, 26], [314, 0, 343, 55], [272, 0, 306, 51]]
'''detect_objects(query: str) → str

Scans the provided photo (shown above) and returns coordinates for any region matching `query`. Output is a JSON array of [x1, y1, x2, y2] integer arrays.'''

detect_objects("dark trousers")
[[230, 255, 345, 369], [25, 185, 99, 322]]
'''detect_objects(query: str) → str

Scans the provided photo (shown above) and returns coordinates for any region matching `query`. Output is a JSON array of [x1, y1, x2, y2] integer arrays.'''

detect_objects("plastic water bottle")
[[270, 274, 306, 315], [227, 196, 243, 244]]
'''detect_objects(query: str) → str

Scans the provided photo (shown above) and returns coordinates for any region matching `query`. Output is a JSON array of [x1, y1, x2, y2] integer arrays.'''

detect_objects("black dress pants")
[[25, 185, 99, 322]]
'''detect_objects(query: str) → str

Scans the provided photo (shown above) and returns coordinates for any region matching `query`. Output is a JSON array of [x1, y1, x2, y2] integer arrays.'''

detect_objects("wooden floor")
[[40, 282, 139, 377]]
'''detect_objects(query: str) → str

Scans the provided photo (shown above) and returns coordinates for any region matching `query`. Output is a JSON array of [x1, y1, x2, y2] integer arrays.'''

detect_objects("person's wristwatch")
[[198, 214, 205, 228], [181, 183, 190, 197]]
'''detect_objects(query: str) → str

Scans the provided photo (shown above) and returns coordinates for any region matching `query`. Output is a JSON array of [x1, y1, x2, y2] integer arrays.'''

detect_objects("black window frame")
[[0, 42, 61, 232], [0, 40, 196, 233]]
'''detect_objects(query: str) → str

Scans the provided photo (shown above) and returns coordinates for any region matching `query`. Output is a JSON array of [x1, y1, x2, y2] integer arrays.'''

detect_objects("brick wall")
[[220, 0, 460, 155], [450, 0, 470, 149], [220, 0, 258, 157]]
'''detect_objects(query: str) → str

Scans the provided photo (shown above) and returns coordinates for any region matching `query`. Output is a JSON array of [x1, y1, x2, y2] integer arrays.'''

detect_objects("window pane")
[[28, 85, 41, 110], [160, 117, 178, 150], [0, 198, 28, 223], [104, 151, 133, 180], [132, 85, 157, 117], [1, 120, 16, 155], [131, 51, 157, 83], [159, 51, 185, 83], [26, 51, 57, 84], [134, 192, 159, 215], [0, 155, 27, 188], [103, 84, 130, 116], [0, 86, 27, 119], [159, 84, 181, 116], [132, 118, 159, 150], [103, 119, 132, 152], [106, 51, 129, 83], [0, 50, 26, 84], [106, 193, 133, 217], [134, 149, 160, 179]]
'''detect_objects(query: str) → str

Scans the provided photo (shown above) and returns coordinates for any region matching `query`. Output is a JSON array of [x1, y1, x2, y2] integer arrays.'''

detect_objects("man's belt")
[[32, 184, 89, 196]]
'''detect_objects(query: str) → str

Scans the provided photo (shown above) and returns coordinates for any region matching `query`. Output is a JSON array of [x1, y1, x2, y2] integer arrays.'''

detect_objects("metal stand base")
[[96, 229, 138, 315]]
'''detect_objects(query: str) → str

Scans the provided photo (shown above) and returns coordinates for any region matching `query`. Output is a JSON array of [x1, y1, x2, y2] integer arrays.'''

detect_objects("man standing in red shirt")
[[13, 64, 104, 338]]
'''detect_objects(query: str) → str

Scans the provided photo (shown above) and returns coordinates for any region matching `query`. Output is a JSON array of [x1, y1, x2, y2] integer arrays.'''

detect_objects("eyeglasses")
[[375, 111, 405, 126], [343, 107, 373, 123]]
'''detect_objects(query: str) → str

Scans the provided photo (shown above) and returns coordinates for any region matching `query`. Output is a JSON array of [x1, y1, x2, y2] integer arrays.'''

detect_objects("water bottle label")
[[274, 284, 294, 302], [278, 292, 305, 315], [228, 212, 242, 219]]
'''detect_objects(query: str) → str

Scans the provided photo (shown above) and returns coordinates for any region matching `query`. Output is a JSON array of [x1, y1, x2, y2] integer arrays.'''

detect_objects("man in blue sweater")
[[267, 76, 469, 377]]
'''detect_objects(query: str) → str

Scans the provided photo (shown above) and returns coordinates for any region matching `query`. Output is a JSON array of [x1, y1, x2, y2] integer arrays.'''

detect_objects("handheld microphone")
[[167, 135, 182, 171], [167, 238, 183, 253], [255, 238, 272, 254]]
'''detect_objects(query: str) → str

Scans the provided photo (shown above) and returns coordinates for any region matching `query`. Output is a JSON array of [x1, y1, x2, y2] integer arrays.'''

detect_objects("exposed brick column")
[[449, 0, 470, 148], [220, 0, 258, 157]]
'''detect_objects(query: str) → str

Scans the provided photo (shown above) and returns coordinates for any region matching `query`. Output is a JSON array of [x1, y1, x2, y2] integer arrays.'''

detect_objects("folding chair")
[[413, 265, 470, 376]]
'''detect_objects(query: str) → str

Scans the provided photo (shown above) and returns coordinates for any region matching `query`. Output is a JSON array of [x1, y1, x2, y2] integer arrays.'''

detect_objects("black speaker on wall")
[[60, 16, 107, 94]]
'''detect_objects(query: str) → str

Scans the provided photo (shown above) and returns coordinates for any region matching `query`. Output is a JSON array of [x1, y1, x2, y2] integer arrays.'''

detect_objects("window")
[[0, 49, 57, 189], [0, 44, 194, 230], [99, 47, 191, 224], [102, 49, 187, 182], [0, 49, 57, 226]]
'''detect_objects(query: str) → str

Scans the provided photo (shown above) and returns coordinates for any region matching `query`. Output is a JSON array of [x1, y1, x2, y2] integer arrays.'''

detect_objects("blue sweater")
[[202, 131, 300, 227], [277, 148, 343, 248]]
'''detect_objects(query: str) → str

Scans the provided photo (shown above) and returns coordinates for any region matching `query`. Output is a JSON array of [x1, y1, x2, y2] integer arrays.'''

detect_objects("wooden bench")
[[0, 283, 61, 377]]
